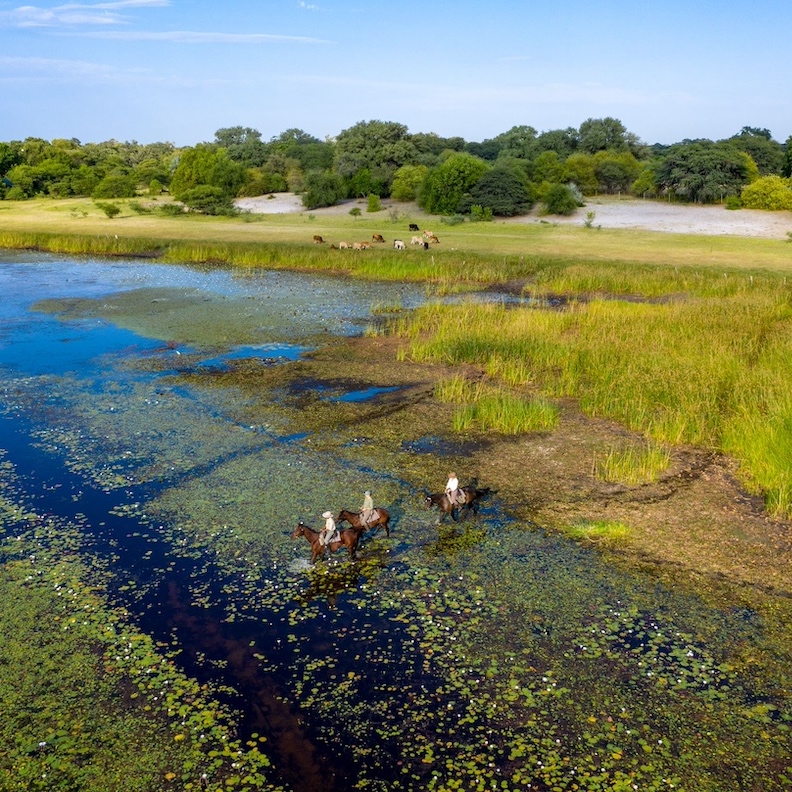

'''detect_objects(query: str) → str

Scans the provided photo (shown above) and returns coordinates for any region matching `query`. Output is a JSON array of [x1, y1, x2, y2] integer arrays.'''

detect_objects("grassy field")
[[1, 195, 792, 273]]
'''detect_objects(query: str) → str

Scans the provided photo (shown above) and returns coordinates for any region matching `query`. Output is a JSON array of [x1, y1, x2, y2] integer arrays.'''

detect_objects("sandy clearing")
[[235, 193, 792, 240]]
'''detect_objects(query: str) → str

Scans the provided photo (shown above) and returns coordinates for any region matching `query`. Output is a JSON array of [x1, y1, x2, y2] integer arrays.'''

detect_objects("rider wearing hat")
[[360, 490, 374, 527], [320, 511, 336, 547]]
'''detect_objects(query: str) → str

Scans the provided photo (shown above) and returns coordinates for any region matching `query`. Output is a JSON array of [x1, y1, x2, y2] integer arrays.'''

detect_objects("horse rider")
[[445, 472, 465, 506], [360, 490, 375, 526], [320, 511, 337, 547]]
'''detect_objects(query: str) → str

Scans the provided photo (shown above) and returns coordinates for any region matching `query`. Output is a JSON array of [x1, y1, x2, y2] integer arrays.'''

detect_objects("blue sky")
[[1, 0, 790, 147]]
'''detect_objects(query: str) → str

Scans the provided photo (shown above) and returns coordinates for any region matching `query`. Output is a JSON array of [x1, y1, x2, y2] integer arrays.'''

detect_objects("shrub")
[[94, 201, 122, 218], [542, 183, 579, 215], [366, 193, 382, 212], [159, 202, 186, 216], [92, 174, 137, 199], [725, 195, 743, 210], [469, 204, 493, 222], [179, 185, 237, 215], [740, 175, 792, 211]]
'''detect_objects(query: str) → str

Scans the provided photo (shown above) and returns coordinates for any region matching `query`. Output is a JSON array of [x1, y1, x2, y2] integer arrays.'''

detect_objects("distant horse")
[[291, 521, 362, 563], [336, 507, 390, 537], [425, 487, 488, 522]]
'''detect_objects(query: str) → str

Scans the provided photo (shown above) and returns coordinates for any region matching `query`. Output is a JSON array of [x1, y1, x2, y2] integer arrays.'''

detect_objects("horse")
[[336, 507, 390, 537], [291, 521, 362, 564], [424, 487, 487, 522]]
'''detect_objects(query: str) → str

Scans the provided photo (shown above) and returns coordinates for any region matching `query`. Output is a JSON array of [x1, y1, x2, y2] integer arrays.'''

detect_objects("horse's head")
[[424, 494, 435, 509], [291, 522, 307, 539]]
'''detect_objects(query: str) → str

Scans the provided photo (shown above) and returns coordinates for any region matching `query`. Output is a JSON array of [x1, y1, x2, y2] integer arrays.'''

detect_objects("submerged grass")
[[563, 519, 633, 545]]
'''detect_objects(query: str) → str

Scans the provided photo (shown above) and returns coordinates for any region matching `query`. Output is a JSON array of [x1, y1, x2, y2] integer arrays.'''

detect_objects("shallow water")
[[2, 251, 790, 791]]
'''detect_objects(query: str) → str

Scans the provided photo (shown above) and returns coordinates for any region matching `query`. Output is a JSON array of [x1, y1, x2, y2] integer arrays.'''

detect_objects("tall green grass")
[[434, 375, 559, 434], [594, 443, 672, 485], [395, 278, 792, 516]]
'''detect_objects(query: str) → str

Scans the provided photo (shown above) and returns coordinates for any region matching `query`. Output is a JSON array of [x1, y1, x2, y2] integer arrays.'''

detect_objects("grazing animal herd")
[[320, 227, 439, 251]]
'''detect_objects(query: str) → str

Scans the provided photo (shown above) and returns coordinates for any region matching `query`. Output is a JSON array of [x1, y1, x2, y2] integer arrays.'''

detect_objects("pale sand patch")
[[236, 193, 792, 239], [515, 196, 792, 239]]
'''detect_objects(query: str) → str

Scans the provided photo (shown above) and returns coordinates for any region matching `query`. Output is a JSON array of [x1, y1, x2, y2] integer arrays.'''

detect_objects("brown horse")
[[336, 508, 390, 537], [425, 487, 487, 522], [291, 521, 362, 563]]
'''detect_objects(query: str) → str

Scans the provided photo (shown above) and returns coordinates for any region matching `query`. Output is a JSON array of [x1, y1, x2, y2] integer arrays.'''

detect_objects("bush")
[[440, 214, 465, 226], [94, 201, 122, 218], [301, 170, 343, 209], [179, 185, 237, 215], [740, 175, 792, 211], [366, 193, 382, 212], [725, 196, 743, 210], [469, 204, 493, 222], [92, 174, 137, 199], [542, 184, 579, 215], [159, 202, 186, 216]]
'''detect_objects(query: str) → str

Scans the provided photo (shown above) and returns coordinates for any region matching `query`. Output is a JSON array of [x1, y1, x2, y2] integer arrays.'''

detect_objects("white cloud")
[[74, 29, 330, 43], [1, 1, 169, 28]]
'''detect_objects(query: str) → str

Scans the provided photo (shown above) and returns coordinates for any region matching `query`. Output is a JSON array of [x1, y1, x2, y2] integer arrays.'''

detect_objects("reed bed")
[[594, 442, 672, 485], [396, 281, 792, 516], [434, 375, 559, 434]]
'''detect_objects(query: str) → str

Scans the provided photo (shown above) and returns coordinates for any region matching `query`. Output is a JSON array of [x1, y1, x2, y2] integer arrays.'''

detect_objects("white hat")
[[322, 511, 333, 519]]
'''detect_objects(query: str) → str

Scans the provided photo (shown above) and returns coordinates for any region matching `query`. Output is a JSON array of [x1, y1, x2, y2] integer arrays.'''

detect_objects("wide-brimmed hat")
[[365, 490, 371, 496], [322, 511, 333, 518]]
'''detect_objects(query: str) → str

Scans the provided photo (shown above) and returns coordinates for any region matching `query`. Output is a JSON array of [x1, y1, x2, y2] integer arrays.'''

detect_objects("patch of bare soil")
[[508, 196, 792, 239]]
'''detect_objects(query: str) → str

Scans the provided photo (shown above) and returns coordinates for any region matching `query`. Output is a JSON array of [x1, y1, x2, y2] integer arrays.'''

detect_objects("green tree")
[[729, 129, 784, 175], [782, 135, 792, 178], [464, 165, 532, 216], [170, 145, 247, 200], [0, 142, 22, 176], [563, 153, 599, 194], [418, 152, 489, 214], [630, 163, 659, 197], [593, 150, 642, 194], [531, 151, 565, 184], [578, 117, 646, 157], [492, 125, 538, 160], [301, 170, 344, 209], [334, 120, 419, 193], [655, 141, 755, 203], [94, 201, 122, 218], [390, 164, 429, 201], [214, 126, 269, 167]]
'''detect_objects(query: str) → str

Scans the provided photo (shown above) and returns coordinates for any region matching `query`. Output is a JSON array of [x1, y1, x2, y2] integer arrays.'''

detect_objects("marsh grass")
[[453, 392, 559, 434], [564, 519, 632, 545], [396, 283, 792, 516], [594, 442, 672, 485], [434, 375, 558, 434]]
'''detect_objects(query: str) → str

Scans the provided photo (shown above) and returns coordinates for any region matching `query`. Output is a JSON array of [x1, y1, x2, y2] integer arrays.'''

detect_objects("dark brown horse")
[[336, 508, 390, 537], [291, 521, 362, 563], [425, 486, 487, 522]]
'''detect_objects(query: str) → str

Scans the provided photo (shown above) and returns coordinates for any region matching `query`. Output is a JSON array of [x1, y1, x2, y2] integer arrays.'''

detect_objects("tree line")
[[2, 119, 792, 217]]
